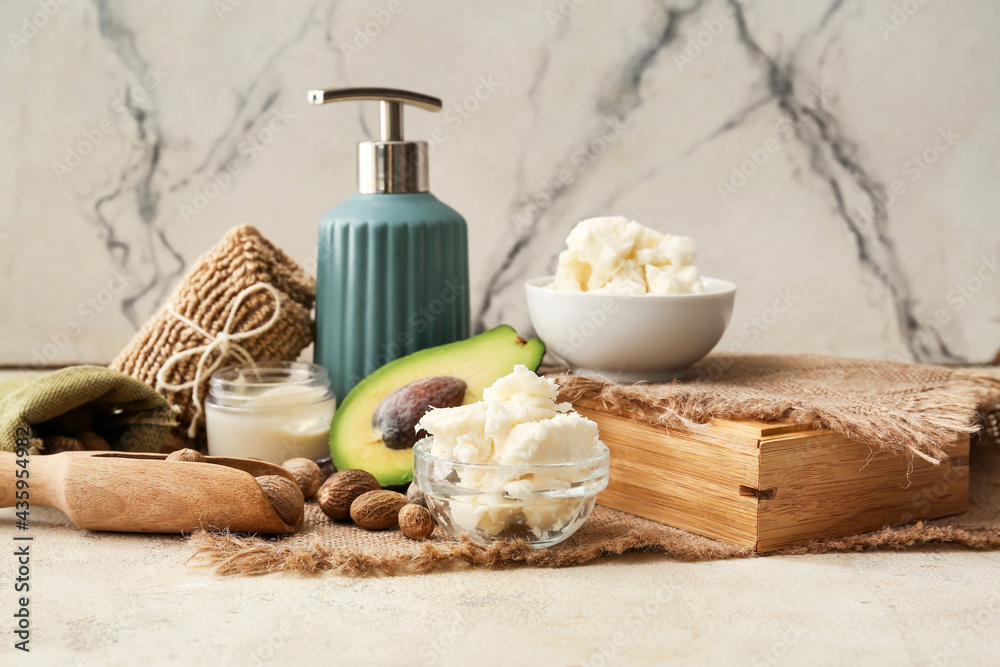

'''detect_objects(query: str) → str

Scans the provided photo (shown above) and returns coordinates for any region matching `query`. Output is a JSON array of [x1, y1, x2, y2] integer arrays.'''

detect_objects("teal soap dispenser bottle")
[[308, 87, 470, 400]]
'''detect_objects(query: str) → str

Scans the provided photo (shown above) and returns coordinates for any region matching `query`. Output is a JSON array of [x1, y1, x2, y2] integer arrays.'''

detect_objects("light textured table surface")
[[2, 371, 998, 666], [1, 505, 998, 667]]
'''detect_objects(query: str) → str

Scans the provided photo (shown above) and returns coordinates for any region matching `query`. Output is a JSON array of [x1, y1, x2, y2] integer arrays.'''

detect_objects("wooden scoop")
[[0, 451, 301, 534]]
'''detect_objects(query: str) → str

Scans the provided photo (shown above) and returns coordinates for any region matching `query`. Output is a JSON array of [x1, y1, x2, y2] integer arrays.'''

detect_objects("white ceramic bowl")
[[524, 276, 736, 382]]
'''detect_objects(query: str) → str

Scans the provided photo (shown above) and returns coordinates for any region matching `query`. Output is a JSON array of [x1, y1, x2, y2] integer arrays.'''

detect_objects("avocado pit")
[[372, 376, 467, 450]]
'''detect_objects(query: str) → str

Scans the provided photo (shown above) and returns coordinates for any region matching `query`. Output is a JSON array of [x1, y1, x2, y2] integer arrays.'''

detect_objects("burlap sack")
[[0, 366, 177, 453], [111, 225, 315, 440], [187, 354, 1000, 576]]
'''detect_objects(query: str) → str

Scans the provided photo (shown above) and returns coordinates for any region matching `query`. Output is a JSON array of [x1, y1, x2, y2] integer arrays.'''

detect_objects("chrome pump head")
[[308, 87, 443, 194]]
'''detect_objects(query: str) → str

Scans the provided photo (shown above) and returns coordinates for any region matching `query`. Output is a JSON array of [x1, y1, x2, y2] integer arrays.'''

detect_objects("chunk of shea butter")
[[498, 413, 599, 465], [421, 402, 492, 463], [550, 216, 704, 295], [482, 364, 572, 448], [416, 365, 602, 538]]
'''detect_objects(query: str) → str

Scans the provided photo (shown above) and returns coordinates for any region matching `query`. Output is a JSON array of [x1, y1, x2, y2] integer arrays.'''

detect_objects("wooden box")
[[575, 399, 970, 552]]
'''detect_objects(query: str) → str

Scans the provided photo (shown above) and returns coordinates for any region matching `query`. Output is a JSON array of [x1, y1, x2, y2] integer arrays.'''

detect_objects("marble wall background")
[[2, 0, 998, 367]]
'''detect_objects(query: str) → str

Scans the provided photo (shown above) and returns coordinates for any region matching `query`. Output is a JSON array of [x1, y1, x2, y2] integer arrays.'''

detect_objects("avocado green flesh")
[[328, 325, 546, 486]]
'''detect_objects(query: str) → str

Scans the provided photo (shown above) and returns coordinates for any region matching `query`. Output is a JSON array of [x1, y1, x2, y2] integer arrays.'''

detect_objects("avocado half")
[[329, 325, 546, 486]]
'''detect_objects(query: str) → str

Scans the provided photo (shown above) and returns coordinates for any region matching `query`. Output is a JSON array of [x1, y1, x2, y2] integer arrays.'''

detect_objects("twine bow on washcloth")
[[155, 282, 283, 438]]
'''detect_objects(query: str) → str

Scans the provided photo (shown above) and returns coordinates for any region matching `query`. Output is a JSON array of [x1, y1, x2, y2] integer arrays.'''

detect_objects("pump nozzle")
[[309, 87, 442, 193]]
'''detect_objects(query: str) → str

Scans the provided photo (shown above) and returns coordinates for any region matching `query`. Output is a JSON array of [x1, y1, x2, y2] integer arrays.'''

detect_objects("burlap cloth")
[[187, 354, 1000, 576], [553, 354, 1000, 463], [111, 225, 315, 441]]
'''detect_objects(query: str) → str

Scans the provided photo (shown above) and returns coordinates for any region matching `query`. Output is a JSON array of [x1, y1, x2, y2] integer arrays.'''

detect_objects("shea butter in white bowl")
[[525, 276, 736, 382]]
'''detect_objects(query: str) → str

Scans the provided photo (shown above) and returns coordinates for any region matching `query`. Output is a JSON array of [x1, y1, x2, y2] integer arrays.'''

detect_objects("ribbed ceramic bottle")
[[308, 87, 470, 400], [315, 193, 469, 399]]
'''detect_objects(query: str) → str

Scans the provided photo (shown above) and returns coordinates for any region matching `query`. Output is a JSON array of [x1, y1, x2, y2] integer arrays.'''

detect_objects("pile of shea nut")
[[166, 449, 436, 539], [314, 468, 435, 540]]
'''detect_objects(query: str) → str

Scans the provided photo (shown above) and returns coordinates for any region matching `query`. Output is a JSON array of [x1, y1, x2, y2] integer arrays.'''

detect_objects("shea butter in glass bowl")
[[413, 439, 610, 548], [205, 362, 336, 464]]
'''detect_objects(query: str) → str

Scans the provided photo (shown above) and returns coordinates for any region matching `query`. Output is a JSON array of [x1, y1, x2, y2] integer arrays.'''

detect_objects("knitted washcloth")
[[110, 225, 315, 441]]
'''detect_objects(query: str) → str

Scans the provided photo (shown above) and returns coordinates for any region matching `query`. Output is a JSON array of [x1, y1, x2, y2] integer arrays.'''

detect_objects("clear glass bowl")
[[413, 438, 610, 549]]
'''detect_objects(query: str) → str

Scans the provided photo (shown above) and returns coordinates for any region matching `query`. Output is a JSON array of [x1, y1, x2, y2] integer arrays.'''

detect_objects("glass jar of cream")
[[205, 362, 336, 464]]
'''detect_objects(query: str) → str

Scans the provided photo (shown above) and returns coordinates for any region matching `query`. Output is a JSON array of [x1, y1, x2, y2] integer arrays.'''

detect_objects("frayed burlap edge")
[[185, 520, 1000, 577], [778, 522, 1000, 555], [186, 525, 750, 577], [552, 367, 1000, 464]]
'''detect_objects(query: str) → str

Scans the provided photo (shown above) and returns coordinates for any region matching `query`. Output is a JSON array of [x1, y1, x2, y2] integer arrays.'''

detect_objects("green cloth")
[[0, 366, 178, 453]]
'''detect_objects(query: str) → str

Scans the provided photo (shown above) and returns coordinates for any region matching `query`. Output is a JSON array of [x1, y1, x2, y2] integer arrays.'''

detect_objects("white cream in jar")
[[205, 362, 336, 463]]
